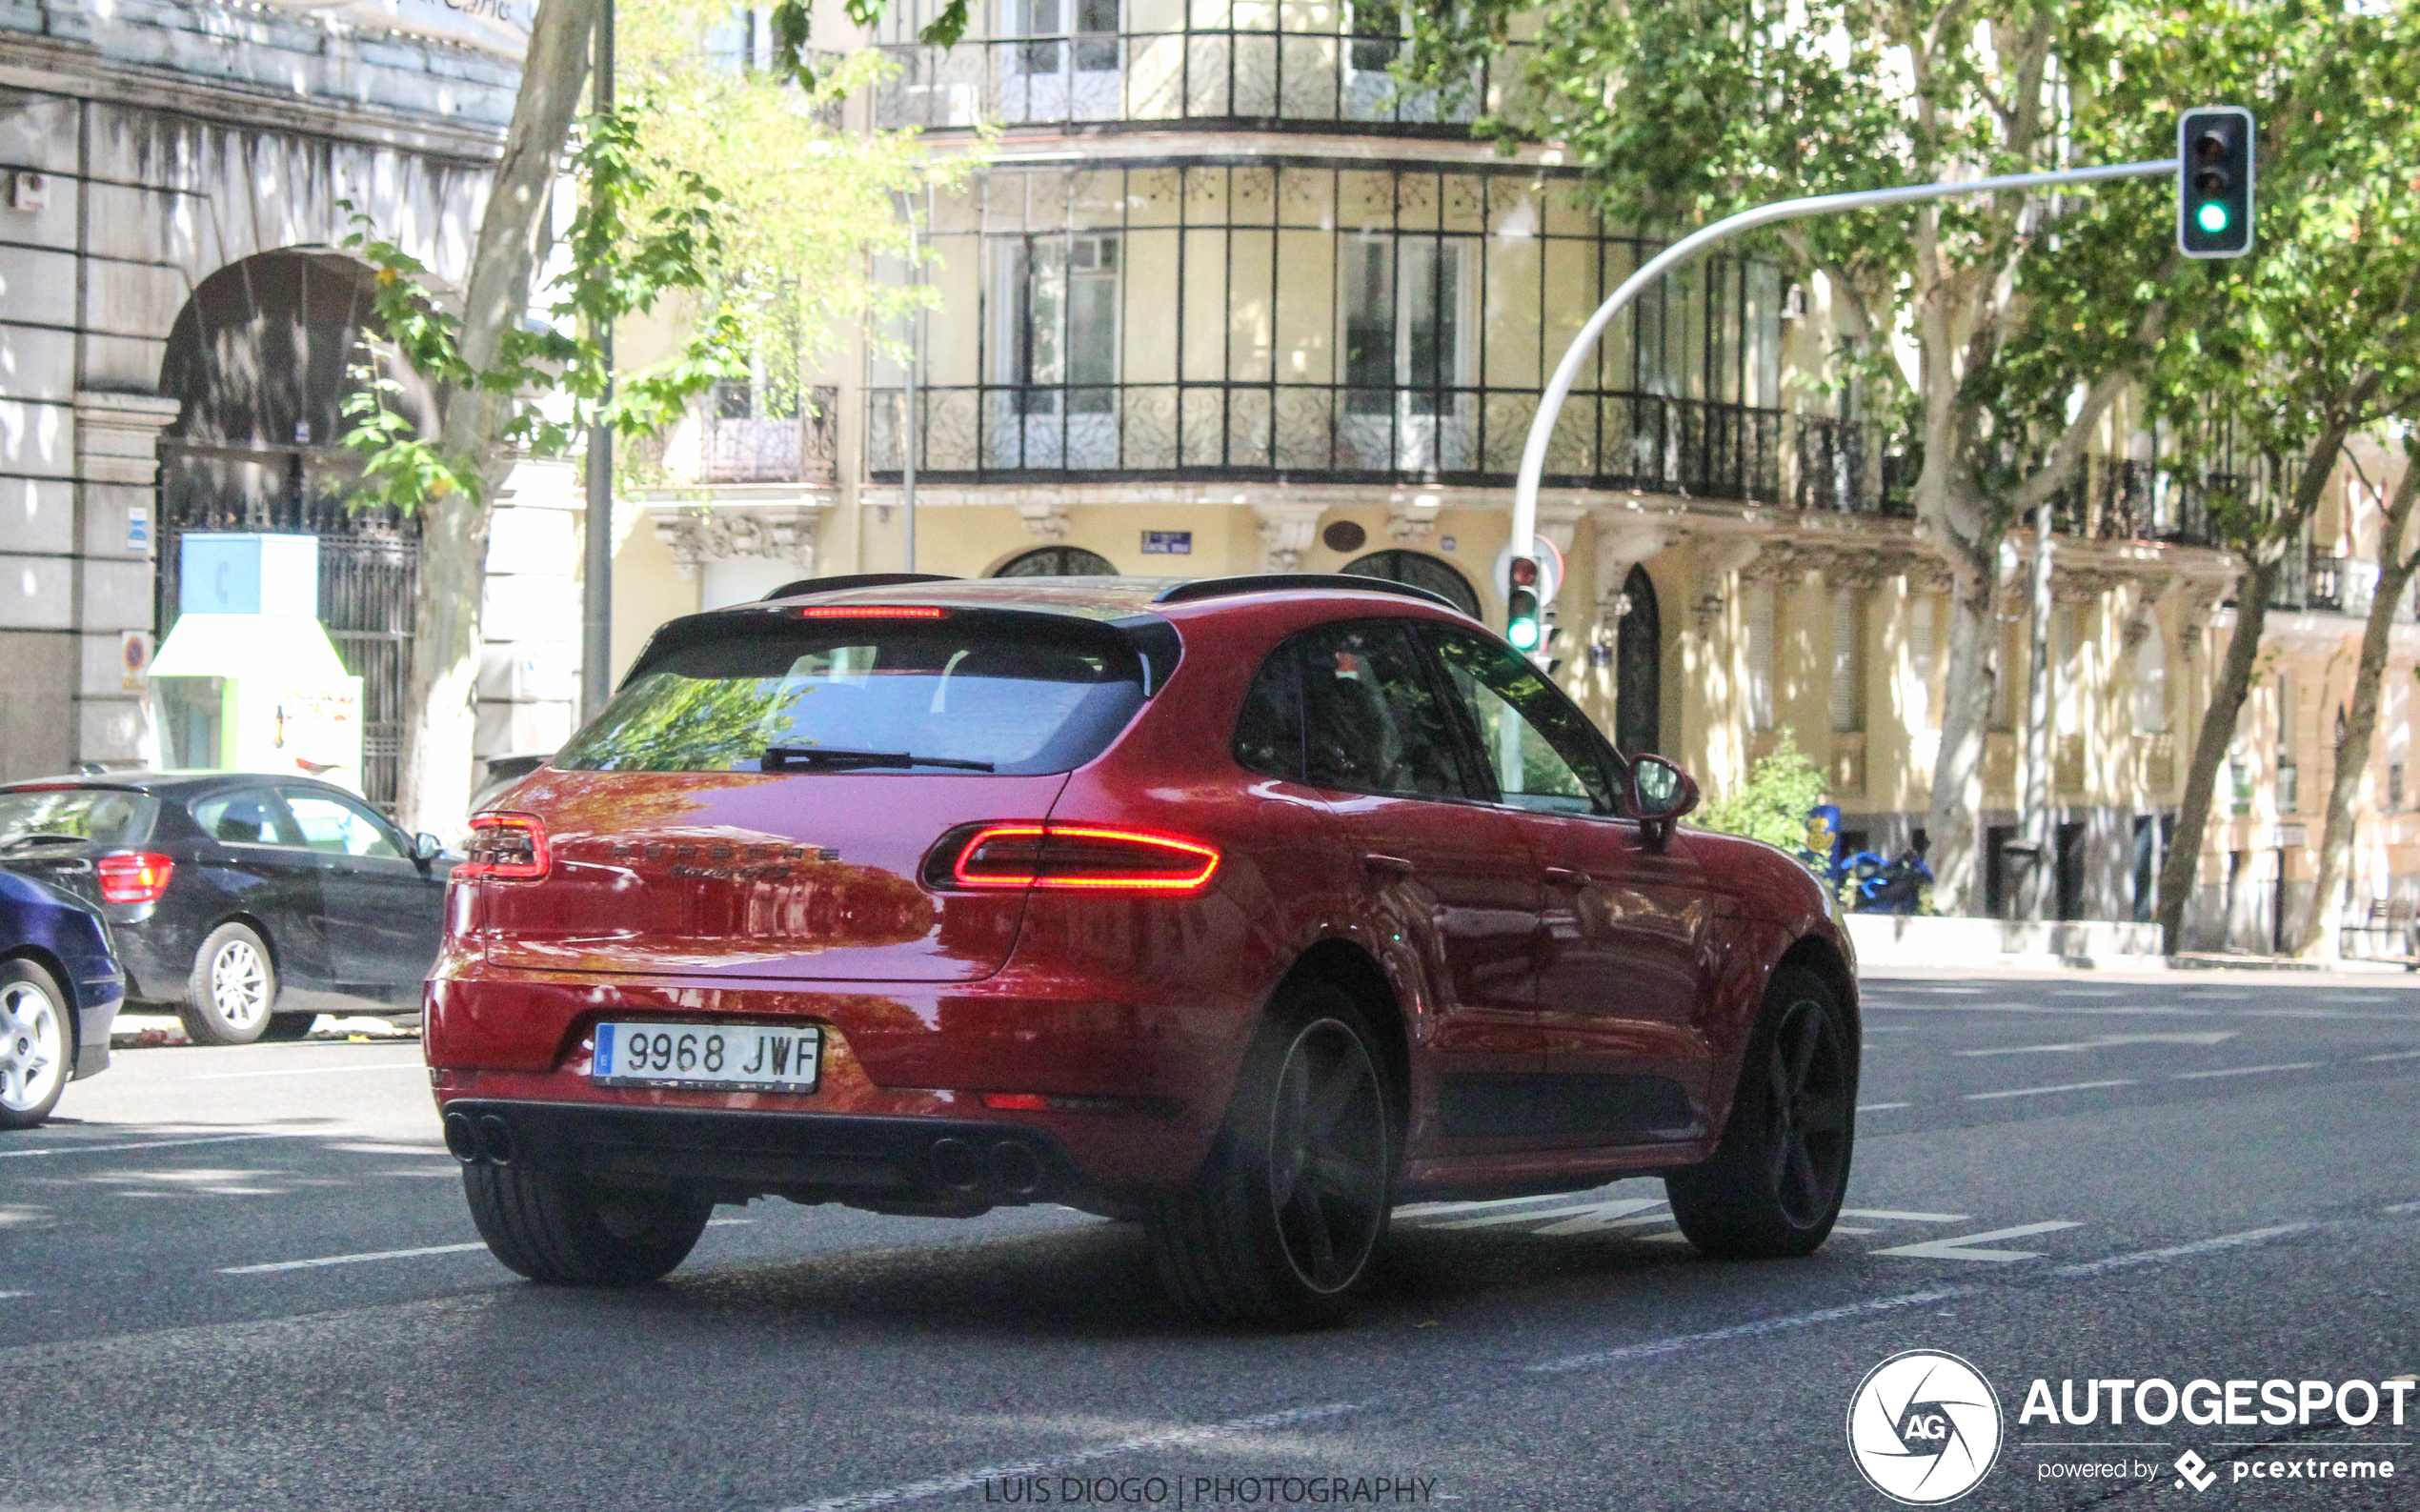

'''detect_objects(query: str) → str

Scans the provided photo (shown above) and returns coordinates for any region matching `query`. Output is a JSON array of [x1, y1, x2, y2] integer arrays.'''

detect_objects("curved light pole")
[[1505, 158, 2180, 585]]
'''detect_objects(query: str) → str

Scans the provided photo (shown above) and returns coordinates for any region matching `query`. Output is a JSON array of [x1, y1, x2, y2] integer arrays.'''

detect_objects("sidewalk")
[[1845, 914, 2418, 978]]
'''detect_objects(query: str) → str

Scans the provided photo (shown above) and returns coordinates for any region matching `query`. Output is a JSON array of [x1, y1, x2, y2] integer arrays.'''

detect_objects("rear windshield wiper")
[[0, 833, 91, 852], [757, 746, 996, 773]]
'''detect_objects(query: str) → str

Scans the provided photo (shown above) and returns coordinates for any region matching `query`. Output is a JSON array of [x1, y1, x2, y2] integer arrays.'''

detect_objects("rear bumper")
[[438, 1099, 1095, 1213], [74, 994, 118, 1079]]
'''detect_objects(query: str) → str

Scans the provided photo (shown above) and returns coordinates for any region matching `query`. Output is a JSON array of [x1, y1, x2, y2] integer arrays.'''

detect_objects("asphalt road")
[[4, 974, 2415, 1512]]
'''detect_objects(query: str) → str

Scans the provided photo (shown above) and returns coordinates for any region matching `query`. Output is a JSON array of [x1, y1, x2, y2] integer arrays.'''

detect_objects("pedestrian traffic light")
[[1506, 555, 1542, 650], [2178, 107, 2254, 258]]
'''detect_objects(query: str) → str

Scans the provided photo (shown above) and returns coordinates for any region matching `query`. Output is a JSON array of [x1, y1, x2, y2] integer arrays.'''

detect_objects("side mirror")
[[1629, 754, 1700, 848], [413, 832, 444, 865]]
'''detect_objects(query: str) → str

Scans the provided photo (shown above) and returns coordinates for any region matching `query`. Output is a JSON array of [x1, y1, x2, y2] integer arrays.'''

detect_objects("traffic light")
[[2178, 107, 2254, 258], [1506, 555, 1542, 650]]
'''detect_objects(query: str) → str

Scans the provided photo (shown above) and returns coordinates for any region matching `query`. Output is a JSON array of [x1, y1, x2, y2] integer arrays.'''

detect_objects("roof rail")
[[1153, 574, 1465, 614], [763, 573, 959, 600]]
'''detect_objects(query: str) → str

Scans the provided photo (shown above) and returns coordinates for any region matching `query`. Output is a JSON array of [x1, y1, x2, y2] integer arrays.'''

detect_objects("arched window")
[[1339, 549, 1482, 619], [1616, 564, 1662, 754], [993, 545, 1117, 576]]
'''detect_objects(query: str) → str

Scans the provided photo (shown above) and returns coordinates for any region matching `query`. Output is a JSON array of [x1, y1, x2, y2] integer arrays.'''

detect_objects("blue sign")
[[1141, 530, 1192, 555]]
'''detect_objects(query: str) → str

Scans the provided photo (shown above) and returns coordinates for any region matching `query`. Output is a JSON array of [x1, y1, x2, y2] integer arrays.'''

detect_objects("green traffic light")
[[1507, 619, 1540, 651], [2196, 201, 2230, 233]]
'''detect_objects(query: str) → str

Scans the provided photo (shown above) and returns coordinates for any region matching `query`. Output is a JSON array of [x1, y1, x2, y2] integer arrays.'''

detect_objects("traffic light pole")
[[1506, 157, 2181, 589]]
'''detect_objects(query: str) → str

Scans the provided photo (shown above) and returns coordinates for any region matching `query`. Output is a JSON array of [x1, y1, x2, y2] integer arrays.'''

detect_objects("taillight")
[[96, 852, 174, 904], [927, 822, 1220, 893], [457, 813, 550, 879], [797, 606, 945, 619]]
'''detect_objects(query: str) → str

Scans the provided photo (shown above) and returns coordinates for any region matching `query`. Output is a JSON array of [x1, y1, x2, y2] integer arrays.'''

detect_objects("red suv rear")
[[429, 574, 1857, 1323]]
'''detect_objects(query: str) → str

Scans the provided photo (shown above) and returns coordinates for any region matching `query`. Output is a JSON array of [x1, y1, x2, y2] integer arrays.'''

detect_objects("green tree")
[[1414, 0, 2189, 916], [1691, 731, 1828, 862], [341, 0, 958, 833]]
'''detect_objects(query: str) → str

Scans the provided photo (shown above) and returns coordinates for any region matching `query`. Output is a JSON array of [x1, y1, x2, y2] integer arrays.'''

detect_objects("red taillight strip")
[[456, 812, 550, 880], [949, 822, 1220, 893], [797, 605, 945, 619], [95, 851, 174, 904]]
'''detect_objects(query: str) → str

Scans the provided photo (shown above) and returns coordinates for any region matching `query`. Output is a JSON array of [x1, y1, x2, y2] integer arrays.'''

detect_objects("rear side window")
[[558, 617, 1149, 776], [0, 789, 158, 849], [1294, 621, 1468, 800], [1232, 648, 1302, 781], [190, 791, 296, 846]]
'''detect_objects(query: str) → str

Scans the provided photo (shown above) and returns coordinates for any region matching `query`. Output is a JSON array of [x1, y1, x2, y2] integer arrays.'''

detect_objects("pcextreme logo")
[[1847, 1350, 2006, 1504]]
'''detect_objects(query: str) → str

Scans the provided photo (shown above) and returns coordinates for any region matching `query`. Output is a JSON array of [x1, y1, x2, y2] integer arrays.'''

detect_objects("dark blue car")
[[0, 868, 122, 1129]]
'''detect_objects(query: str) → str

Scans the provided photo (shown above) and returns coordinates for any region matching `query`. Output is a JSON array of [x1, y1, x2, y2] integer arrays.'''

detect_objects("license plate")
[[591, 1021, 821, 1093]]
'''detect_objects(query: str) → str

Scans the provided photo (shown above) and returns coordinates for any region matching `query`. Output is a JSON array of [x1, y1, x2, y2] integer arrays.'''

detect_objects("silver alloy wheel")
[[209, 937, 272, 1030], [1263, 1017, 1389, 1294], [0, 977, 65, 1114]]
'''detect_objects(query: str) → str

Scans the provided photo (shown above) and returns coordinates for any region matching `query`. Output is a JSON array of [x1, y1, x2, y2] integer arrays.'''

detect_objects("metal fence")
[[699, 389, 839, 485]]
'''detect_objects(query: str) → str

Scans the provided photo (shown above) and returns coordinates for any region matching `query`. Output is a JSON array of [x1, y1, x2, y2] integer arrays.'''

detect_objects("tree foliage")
[[1691, 730, 1827, 862]]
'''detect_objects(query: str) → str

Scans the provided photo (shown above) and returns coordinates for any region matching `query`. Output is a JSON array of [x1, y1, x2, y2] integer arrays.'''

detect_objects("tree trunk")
[[2157, 555, 2278, 953], [2296, 451, 2420, 958], [398, 0, 602, 837], [1925, 551, 2000, 914], [2018, 503, 2056, 920], [2157, 425, 2360, 952]]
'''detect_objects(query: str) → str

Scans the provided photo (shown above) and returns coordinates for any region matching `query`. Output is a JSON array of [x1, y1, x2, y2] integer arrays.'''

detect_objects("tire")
[[179, 922, 277, 1046], [0, 958, 73, 1131], [1145, 982, 1395, 1328], [1667, 964, 1856, 1260], [255, 1014, 318, 1043], [463, 1160, 713, 1286]]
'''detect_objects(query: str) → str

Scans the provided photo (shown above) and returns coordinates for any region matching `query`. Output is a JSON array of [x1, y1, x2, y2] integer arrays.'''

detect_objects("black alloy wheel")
[[1667, 964, 1855, 1259], [1147, 983, 1395, 1327]]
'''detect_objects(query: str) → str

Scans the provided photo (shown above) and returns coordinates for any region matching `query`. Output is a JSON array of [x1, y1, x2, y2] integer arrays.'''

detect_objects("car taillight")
[[927, 822, 1220, 893], [797, 606, 945, 619], [95, 852, 174, 904], [457, 813, 550, 880]]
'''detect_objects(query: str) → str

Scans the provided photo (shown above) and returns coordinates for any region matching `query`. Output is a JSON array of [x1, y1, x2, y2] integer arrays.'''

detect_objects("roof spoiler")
[[763, 573, 959, 600], [1154, 574, 1465, 615]]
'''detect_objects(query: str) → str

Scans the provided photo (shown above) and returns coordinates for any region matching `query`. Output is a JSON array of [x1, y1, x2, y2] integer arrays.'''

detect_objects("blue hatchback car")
[[0, 869, 123, 1128]]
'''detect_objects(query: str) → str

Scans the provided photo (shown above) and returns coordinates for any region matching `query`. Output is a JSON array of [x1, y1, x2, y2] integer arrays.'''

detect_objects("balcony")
[[698, 389, 838, 485], [873, 25, 1531, 134], [868, 383, 1785, 500], [2048, 455, 2224, 549]]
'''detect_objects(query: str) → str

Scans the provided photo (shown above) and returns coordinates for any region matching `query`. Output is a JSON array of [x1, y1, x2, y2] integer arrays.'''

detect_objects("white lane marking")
[[1528, 1285, 1980, 1373], [0, 1130, 334, 1160], [220, 1241, 489, 1275], [1872, 1220, 2085, 1262], [1840, 1209, 1970, 1223], [1531, 1200, 1669, 1237], [0, 1290, 27, 1300], [2170, 1061, 2324, 1080], [706, 1218, 753, 1227], [1394, 1193, 1588, 1219], [1857, 1102, 1911, 1113], [1422, 1199, 1650, 1230], [188, 1062, 425, 1080], [1831, 1225, 1878, 1235], [2049, 1224, 2311, 1278], [1966, 1079, 2137, 1100], [1955, 1032, 2239, 1057], [779, 1401, 1366, 1512], [1527, 1221, 2319, 1376], [2383, 1201, 2420, 1215], [2362, 1050, 2420, 1062]]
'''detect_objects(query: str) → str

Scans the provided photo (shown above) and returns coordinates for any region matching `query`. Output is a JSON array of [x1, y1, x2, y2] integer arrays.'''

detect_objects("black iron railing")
[[874, 30, 1532, 133], [868, 383, 1785, 500], [699, 388, 839, 485]]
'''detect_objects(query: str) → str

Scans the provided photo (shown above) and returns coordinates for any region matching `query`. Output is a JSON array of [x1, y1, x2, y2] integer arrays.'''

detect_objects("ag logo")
[[1846, 1350, 2004, 1504]]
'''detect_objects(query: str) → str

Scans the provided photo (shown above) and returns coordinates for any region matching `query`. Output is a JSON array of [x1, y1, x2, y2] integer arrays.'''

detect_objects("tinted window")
[[1297, 621, 1468, 800], [1422, 628, 1619, 816], [558, 618, 1148, 776], [284, 793, 403, 858], [190, 791, 295, 846], [0, 789, 157, 849], [1232, 647, 1302, 781]]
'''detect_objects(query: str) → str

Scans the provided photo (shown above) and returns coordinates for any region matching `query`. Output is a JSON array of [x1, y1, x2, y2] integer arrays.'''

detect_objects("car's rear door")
[[277, 787, 442, 998], [1285, 619, 1543, 1134], [185, 787, 334, 990], [1419, 624, 1726, 1141]]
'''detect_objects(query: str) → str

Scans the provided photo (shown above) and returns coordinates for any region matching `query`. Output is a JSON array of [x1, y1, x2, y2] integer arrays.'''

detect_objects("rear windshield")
[[557, 617, 1149, 776], [0, 788, 159, 850]]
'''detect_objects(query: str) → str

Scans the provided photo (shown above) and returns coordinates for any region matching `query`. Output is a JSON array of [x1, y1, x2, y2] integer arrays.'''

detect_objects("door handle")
[[1362, 853, 1416, 879], [1543, 866, 1592, 889]]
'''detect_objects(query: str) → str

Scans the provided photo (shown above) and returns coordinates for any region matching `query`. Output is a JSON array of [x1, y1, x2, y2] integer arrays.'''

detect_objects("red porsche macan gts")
[[426, 573, 1859, 1324]]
